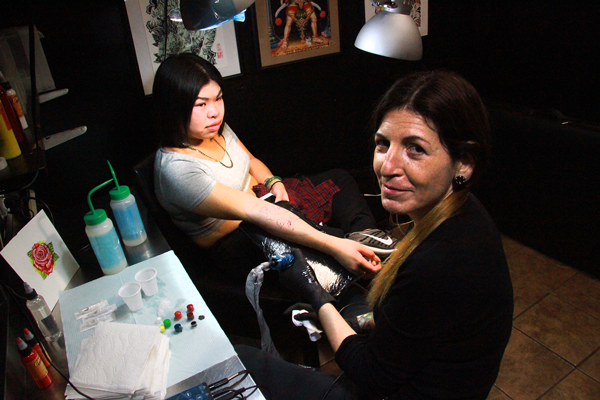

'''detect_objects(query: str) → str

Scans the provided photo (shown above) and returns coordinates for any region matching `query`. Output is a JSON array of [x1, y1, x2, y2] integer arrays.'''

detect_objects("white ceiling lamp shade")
[[180, 0, 255, 30], [355, 1, 422, 60]]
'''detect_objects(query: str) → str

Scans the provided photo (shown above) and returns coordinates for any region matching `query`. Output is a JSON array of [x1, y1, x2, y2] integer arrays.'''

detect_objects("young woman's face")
[[373, 109, 463, 224], [187, 80, 224, 143]]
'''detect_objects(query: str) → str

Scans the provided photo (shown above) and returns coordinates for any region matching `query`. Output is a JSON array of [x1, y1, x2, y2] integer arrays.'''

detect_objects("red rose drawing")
[[28, 242, 59, 279]]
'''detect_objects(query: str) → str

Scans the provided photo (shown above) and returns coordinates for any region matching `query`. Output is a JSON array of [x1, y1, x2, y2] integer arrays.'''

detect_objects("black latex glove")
[[284, 302, 319, 324], [279, 249, 336, 312]]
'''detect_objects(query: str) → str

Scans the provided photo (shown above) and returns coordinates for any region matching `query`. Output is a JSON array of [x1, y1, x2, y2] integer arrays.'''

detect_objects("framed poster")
[[255, 0, 340, 67], [125, 0, 242, 95], [364, 0, 428, 36]]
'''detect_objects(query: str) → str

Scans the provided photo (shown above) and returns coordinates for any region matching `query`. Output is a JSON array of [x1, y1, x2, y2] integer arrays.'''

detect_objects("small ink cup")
[[135, 267, 158, 296], [118, 282, 143, 312]]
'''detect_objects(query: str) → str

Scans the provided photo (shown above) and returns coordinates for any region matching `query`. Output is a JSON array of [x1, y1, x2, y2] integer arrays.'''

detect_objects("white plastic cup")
[[135, 268, 158, 297], [118, 282, 143, 312]]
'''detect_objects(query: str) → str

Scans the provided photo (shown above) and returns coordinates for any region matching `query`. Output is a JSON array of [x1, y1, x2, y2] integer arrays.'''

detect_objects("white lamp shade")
[[355, 11, 423, 60]]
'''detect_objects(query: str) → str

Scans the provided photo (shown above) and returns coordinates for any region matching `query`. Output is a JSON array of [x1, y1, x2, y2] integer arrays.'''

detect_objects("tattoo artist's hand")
[[279, 249, 336, 312], [283, 302, 321, 328], [328, 237, 381, 279], [270, 181, 290, 202]]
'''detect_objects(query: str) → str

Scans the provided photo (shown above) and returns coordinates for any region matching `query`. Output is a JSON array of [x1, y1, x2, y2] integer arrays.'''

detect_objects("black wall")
[[2, 0, 599, 257]]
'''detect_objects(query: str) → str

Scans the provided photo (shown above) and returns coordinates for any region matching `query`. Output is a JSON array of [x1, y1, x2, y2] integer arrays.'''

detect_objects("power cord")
[[320, 371, 345, 400], [207, 370, 248, 391], [206, 370, 271, 399]]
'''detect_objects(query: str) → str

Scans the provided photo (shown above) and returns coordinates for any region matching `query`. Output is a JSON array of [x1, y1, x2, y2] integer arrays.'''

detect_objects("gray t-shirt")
[[154, 124, 252, 239]]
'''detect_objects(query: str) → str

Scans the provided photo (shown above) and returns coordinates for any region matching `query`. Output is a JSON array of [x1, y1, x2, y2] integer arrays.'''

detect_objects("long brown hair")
[[367, 71, 491, 307], [368, 191, 468, 307]]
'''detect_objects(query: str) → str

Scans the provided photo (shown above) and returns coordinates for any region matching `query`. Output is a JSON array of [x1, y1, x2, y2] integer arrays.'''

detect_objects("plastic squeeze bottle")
[[84, 178, 128, 275], [107, 160, 147, 247], [0, 70, 28, 130], [23, 282, 62, 342], [24, 327, 51, 367], [16, 337, 53, 389]]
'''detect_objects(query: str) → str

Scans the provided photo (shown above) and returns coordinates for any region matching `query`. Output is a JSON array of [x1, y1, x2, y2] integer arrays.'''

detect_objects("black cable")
[[210, 371, 249, 397], [74, 242, 92, 255], [207, 369, 248, 391], [253, 384, 272, 400], [24, 196, 55, 224], [320, 371, 345, 400], [239, 385, 259, 399], [37, 341, 97, 400], [212, 387, 250, 400]]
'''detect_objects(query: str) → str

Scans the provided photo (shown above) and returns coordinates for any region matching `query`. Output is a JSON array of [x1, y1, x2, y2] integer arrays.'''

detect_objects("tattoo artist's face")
[[373, 109, 460, 224]]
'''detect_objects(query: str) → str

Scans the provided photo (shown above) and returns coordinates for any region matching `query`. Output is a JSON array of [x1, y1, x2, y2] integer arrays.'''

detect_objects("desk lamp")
[[355, 0, 422, 60], [180, 0, 255, 30]]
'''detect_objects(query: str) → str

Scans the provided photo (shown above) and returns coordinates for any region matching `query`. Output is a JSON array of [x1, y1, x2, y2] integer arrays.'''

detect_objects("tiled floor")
[[489, 237, 600, 399]]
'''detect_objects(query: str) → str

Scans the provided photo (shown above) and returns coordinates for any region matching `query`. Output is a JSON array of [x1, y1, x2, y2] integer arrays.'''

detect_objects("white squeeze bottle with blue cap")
[[107, 160, 147, 247], [84, 178, 128, 275]]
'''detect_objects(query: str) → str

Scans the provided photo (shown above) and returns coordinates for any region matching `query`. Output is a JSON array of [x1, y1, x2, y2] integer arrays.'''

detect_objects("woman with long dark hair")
[[237, 70, 514, 400]]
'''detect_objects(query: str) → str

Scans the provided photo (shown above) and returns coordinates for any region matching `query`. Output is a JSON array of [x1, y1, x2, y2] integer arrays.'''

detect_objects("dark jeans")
[[235, 344, 361, 400]]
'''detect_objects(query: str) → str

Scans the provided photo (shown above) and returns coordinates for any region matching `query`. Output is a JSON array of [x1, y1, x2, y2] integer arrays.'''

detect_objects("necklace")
[[187, 138, 233, 168]]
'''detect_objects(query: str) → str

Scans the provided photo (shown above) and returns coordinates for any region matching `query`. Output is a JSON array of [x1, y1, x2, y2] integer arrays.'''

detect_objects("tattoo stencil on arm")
[[258, 205, 301, 230]]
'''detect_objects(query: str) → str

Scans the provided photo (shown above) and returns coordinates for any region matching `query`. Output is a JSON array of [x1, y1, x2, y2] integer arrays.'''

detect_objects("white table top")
[[58, 251, 264, 398]]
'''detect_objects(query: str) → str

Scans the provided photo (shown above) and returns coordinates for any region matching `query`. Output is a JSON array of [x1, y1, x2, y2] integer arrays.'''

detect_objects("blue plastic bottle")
[[107, 160, 147, 247], [84, 209, 128, 274], [84, 178, 128, 275], [109, 185, 147, 247]]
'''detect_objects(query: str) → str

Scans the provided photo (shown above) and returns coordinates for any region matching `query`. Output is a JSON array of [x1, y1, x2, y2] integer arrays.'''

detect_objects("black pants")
[[305, 169, 377, 236], [235, 344, 361, 400], [212, 169, 377, 276]]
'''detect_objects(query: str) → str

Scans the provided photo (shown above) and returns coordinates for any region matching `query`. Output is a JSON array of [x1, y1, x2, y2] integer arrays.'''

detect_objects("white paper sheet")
[[1, 210, 80, 309]]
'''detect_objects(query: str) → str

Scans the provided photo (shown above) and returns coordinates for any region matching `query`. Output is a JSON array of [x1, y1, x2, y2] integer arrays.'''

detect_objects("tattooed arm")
[[193, 182, 380, 275]]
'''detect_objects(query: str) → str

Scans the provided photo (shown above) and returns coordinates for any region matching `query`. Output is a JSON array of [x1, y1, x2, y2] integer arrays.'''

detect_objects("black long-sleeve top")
[[335, 195, 514, 399]]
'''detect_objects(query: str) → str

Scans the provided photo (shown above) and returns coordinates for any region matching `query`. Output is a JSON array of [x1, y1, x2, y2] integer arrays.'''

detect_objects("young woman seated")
[[152, 53, 389, 278]]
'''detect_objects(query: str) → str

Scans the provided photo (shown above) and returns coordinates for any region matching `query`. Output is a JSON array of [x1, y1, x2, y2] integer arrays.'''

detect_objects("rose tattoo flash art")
[[28, 242, 59, 280]]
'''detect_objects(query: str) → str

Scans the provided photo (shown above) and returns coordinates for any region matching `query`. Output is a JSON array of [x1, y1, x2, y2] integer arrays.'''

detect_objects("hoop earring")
[[453, 175, 467, 188]]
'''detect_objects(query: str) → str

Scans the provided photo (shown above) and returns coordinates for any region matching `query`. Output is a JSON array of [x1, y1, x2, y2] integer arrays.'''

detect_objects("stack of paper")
[[65, 321, 170, 400]]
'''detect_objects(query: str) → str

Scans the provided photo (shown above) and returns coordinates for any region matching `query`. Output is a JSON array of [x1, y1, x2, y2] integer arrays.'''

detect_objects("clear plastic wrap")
[[238, 201, 357, 297]]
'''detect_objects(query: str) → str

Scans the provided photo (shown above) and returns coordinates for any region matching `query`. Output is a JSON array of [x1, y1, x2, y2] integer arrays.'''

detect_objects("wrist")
[[311, 289, 336, 313], [269, 180, 284, 192], [264, 176, 282, 190]]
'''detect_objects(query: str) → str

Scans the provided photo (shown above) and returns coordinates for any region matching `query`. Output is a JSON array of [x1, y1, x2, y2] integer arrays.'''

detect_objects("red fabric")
[[253, 178, 339, 225]]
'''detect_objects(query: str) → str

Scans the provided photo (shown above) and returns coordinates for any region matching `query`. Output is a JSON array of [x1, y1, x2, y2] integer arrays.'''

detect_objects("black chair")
[[131, 153, 300, 340]]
